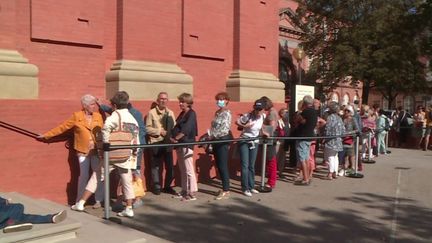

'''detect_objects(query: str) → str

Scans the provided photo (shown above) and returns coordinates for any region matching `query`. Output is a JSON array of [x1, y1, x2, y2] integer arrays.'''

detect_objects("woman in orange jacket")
[[37, 94, 104, 206]]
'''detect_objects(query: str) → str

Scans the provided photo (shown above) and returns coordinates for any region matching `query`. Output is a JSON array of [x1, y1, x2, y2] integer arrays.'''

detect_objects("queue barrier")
[[102, 132, 361, 219]]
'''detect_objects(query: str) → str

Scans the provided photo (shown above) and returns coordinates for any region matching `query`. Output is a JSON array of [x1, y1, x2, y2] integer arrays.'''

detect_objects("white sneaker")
[[3, 223, 33, 233], [250, 189, 260, 194], [243, 190, 252, 197], [117, 208, 134, 217], [52, 210, 67, 223], [338, 169, 345, 177], [71, 203, 84, 212]]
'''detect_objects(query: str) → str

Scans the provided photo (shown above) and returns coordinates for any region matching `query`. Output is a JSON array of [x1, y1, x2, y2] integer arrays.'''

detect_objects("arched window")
[[353, 95, 359, 103], [331, 93, 339, 103], [403, 96, 414, 114], [342, 93, 349, 105], [382, 97, 389, 110]]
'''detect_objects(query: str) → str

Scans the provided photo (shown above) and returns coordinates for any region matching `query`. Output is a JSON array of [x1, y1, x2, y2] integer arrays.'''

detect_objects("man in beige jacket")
[[146, 92, 177, 195]]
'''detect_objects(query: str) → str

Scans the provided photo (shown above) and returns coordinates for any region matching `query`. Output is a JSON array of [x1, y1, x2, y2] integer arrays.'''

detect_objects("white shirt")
[[238, 113, 265, 138], [103, 108, 139, 169]]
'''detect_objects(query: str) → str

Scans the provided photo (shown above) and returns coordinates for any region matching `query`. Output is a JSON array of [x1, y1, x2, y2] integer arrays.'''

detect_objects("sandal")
[[294, 180, 310, 186]]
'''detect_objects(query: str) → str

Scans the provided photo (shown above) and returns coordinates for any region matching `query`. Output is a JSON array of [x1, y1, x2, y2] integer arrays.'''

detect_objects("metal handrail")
[[102, 132, 360, 219]]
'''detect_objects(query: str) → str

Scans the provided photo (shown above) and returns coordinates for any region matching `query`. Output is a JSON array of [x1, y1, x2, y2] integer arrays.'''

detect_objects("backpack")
[[384, 117, 390, 131], [107, 111, 137, 164]]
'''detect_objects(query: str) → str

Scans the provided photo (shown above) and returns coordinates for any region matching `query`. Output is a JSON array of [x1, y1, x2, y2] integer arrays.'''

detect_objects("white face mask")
[[216, 100, 225, 108]]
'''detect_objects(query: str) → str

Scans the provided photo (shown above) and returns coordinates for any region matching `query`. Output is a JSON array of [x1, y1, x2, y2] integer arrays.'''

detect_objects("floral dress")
[[325, 113, 345, 152]]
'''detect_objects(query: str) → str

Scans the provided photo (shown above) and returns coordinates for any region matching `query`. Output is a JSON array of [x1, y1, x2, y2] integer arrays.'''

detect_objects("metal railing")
[[102, 132, 360, 219]]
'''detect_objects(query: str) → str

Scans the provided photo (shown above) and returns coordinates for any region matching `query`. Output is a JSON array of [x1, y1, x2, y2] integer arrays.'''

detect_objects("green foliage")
[[294, 0, 431, 104]]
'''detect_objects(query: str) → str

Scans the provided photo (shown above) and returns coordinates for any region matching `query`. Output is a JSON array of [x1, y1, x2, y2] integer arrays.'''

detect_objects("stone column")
[[106, 0, 192, 100], [227, 0, 284, 102], [0, 49, 39, 99], [106, 60, 192, 100], [0, 0, 39, 99]]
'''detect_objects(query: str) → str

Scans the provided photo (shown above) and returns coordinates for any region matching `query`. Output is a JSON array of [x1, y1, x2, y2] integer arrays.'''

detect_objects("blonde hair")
[[177, 93, 193, 107]]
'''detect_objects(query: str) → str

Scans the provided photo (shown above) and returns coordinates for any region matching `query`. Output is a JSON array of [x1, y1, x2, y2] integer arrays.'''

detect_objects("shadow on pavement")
[[113, 191, 431, 243]]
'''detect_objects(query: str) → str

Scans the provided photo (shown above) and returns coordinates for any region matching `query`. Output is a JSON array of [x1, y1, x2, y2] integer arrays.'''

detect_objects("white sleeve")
[[102, 113, 119, 143]]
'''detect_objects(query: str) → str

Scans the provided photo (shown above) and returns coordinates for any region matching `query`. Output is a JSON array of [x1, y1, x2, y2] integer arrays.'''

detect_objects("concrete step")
[[0, 192, 170, 243], [39, 200, 171, 243], [0, 192, 80, 243]]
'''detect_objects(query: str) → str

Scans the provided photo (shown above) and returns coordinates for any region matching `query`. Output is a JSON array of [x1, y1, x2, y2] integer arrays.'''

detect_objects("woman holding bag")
[[236, 99, 265, 197], [208, 92, 232, 200]]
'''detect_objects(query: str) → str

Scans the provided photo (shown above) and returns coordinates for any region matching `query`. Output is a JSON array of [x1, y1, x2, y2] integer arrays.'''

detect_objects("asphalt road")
[[88, 148, 432, 243]]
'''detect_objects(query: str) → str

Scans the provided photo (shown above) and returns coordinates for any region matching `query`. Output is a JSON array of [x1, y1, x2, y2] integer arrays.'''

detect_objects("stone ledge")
[[0, 192, 80, 243], [105, 60, 193, 100], [0, 49, 39, 99], [226, 70, 285, 102]]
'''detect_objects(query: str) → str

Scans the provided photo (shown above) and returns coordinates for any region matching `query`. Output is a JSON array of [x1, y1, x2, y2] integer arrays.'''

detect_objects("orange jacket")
[[43, 110, 103, 154]]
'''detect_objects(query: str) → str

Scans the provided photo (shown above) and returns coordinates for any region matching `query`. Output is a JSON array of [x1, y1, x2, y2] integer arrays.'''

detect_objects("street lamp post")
[[293, 47, 305, 85]]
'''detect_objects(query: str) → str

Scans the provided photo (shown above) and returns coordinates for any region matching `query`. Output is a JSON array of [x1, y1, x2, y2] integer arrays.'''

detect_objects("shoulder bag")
[[108, 111, 134, 164]]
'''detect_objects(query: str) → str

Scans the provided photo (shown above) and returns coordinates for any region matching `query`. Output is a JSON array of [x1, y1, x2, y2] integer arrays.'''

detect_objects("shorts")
[[415, 127, 426, 138], [343, 145, 354, 156], [296, 140, 311, 164], [425, 126, 432, 136]]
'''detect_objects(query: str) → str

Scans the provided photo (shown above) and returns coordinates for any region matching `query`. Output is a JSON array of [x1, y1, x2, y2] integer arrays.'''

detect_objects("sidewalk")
[[80, 148, 432, 243]]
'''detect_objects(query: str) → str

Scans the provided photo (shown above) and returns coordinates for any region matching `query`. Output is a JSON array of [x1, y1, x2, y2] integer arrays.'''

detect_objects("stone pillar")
[[107, 0, 193, 100], [0, 50, 39, 99], [106, 60, 192, 100], [226, 70, 284, 102], [0, 1, 39, 99], [227, 0, 284, 102]]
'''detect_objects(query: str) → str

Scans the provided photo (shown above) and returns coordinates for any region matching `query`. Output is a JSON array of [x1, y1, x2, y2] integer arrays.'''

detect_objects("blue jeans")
[[239, 142, 258, 192], [0, 204, 53, 229], [213, 142, 230, 191]]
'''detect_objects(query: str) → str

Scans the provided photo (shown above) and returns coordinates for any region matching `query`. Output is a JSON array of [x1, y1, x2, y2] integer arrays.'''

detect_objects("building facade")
[[0, 0, 295, 203]]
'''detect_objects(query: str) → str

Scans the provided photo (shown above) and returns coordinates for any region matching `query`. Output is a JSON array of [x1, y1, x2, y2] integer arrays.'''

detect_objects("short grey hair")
[[303, 95, 313, 106], [81, 94, 96, 106], [328, 101, 340, 114]]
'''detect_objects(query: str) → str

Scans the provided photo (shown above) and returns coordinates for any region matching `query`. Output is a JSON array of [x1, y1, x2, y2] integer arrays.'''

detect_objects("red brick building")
[[0, 0, 298, 203]]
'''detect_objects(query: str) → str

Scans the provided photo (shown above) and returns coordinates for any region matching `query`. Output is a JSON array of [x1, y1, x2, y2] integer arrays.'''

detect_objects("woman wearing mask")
[[236, 99, 265, 197], [209, 92, 232, 200]]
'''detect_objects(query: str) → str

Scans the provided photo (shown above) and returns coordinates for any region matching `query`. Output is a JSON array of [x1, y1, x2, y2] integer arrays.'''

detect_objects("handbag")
[[132, 177, 145, 198], [343, 136, 353, 145], [108, 111, 134, 164], [198, 133, 214, 154]]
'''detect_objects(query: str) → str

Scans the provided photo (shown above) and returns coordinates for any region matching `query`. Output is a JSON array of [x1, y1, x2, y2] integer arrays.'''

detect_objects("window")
[[342, 93, 349, 105], [382, 97, 389, 110], [331, 93, 339, 103], [353, 95, 359, 103], [403, 96, 414, 114]]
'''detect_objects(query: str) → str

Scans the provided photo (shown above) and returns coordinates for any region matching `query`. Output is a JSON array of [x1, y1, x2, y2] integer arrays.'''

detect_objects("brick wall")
[[0, 0, 289, 203]]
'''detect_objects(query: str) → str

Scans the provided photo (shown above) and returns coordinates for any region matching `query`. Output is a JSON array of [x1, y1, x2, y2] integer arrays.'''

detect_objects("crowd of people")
[[34, 91, 432, 218]]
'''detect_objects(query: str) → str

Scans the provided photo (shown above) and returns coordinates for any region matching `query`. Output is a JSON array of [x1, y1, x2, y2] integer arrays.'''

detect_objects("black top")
[[296, 107, 318, 139], [172, 109, 198, 149]]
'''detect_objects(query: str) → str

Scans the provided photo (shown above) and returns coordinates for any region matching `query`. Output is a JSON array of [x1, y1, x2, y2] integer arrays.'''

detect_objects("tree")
[[294, 0, 431, 107]]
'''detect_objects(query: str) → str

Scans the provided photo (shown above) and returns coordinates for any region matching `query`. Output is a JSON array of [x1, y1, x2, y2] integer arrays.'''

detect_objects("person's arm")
[[40, 114, 76, 139], [102, 113, 119, 143], [145, 111, 161, 137], [99, 104, 113, 114]]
